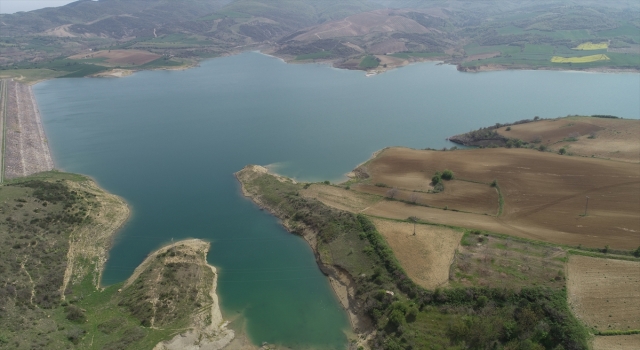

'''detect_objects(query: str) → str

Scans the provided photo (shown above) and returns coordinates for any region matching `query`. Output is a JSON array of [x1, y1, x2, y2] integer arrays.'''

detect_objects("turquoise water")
[[34, 52, 639, 349]]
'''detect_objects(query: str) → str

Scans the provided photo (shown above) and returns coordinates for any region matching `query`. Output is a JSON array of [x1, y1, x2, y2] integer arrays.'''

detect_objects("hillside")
[[1, 0, 639, 82], [0, 172, 232, 349]]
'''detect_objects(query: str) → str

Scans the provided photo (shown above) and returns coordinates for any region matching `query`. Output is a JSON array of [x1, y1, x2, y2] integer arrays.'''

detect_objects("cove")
[[34, 52, 639, 349]]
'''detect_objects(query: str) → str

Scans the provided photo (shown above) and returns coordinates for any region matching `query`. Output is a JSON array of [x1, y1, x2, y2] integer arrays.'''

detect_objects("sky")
[[0, 0, 78, 14]]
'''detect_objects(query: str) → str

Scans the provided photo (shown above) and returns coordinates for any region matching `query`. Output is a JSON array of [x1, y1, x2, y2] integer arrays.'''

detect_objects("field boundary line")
[[567, 249, 640, 262]]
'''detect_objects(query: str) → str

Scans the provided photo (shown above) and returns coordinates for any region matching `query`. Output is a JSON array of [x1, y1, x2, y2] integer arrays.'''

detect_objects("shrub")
[[538, 144, 547, 152], [323, 180, 330, 185], [490, 179, 498, 187], [432, 175, 441, 184], [65, 305, 86, 323], [558, 148, 566, 155], [634, 246, 640, 258], [506, 126, 511, 131], [441, 170, 454, 180]]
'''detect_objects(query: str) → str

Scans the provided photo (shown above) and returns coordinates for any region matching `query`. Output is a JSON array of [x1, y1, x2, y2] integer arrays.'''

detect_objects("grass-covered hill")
[[0, 172, 228, 349]]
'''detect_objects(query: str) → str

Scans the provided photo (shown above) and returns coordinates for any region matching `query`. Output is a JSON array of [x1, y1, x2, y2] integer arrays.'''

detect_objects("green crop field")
[[359, 55, 379, 69], [295, 51, 332, 60]]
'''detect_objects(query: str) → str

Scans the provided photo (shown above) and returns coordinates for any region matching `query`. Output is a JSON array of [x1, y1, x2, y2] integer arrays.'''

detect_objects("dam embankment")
[[2, 80, 54, 180]]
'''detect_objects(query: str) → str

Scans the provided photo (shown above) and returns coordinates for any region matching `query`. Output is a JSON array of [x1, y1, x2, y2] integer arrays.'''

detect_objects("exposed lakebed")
[[34, 52, 639, 349]]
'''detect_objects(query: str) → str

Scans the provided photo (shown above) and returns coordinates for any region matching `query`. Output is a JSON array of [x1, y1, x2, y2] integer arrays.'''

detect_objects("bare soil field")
[[371, 218, 462, 289], [69, 49, 161, 65], [593, 334, 640, 350], [354, 180, 499, 215], [353, 147, 640, 249], [496, 117, 640, 163], [567, 255, 640, 331]]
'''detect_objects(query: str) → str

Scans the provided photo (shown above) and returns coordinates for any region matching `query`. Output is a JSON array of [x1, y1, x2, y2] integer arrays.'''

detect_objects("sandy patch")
[[567, 255, 640, 330], [371, 218, 462, 289]]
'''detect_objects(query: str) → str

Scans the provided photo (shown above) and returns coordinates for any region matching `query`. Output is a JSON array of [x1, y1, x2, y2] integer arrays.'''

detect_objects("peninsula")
[[235, 115, 640, 349]]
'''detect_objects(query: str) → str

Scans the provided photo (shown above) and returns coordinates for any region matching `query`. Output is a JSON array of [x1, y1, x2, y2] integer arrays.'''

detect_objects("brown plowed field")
[[496, 117, 640, 163], [593, 334, 640, 350], [567, 255, 640, 330], [69, 49, 161, 65], [357, 147, 640, 249], [354, 180, 499, 215], [371, 218, 462, 289]]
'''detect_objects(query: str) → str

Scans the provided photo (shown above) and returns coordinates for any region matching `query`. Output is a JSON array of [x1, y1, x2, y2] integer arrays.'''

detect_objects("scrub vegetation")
[[0, 172, 227, 349]]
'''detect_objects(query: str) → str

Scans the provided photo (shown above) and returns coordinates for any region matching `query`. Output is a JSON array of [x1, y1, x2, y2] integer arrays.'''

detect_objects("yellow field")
[[573, 42, 609, 50], [551, 54, 610, 63]]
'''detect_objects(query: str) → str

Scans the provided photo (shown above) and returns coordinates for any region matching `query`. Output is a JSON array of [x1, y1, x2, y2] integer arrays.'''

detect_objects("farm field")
[[495, 116, 640, 163], [339, 147, 640, 249], [593, 334, 640, 350], [567, 255, 640, 331], [68, 49, 162, 66], [573, 42, 609, 50], [451, 231, 567, 290], [551, 54, 610, 63], [370, 218, 463, 289]]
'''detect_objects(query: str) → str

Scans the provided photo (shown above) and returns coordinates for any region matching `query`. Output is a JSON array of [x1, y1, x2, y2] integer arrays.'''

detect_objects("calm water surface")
[[34, 52, 640, 349]]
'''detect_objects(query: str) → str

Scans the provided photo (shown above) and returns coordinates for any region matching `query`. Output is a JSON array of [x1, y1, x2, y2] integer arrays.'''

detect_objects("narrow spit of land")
[[2, 80, 54, 180]]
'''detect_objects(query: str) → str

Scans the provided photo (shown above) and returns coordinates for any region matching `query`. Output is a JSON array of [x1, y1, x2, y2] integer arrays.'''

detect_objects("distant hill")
[[1, 0, 638, 75]]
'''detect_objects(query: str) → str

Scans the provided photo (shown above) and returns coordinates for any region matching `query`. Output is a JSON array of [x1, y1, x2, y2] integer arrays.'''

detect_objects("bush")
[[432, 175, 441, 184], [558, 148, 566, 155], [441, 170, 454, 180], [65, 305, 86, 323], [634, 246, 640, 258], [538, 144, 547, 152]]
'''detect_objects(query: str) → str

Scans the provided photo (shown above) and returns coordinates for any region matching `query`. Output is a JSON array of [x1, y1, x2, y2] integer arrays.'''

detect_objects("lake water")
[[34, 52, 640, 349]]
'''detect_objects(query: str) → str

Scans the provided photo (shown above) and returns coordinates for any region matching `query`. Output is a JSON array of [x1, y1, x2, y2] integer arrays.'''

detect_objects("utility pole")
[[584, 196, 589, 216]]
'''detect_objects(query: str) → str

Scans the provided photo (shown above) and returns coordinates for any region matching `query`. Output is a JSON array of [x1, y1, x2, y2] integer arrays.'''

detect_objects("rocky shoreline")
[[234, 165, 373, 349]]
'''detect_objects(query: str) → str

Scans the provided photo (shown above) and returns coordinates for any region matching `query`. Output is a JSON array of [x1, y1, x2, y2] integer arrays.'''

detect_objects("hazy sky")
[[0, 0, 78, 14]]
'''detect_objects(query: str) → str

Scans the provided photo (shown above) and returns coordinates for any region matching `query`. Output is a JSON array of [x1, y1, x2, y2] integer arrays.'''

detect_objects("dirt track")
[[3, 80, 54, 179]]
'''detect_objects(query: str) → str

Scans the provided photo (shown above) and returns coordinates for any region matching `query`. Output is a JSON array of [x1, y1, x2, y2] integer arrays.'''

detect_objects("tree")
[[432, 174, 441, 185], [386, 187, 398, 199], [408, 216, 419, 235], [409, 192, 419, 203], [441, 169, 454, 180], [558, 148, 566, 155]]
